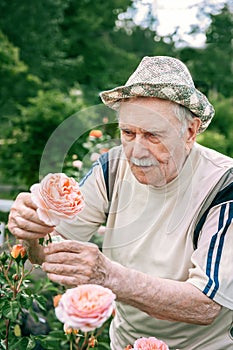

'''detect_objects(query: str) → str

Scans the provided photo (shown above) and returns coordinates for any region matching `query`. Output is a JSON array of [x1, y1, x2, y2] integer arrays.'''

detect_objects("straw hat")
[[100, 56, 214, 133]]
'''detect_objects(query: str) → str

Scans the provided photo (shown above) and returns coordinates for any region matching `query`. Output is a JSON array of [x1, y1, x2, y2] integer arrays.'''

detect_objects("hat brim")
[[100, 83, 214, 134]]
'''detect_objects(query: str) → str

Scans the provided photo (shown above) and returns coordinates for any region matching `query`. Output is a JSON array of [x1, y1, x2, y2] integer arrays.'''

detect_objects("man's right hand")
[[8, 192, 54, 240]]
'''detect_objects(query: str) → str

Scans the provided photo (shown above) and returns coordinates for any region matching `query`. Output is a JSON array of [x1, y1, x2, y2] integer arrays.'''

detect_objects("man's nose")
[[131, 136, 150, 158]]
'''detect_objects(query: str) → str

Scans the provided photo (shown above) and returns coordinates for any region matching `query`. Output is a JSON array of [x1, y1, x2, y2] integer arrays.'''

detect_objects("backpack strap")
[[193, 168, 233, 249], [98, 145, 122, 208]]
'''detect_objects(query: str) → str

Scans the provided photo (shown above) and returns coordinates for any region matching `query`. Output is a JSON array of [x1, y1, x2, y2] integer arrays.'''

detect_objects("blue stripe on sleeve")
[[79, 161, 99, 187], [203, 202, 233, 298], [98, 152, 109, 200], [209, 202, 233, 298], [203, 204, 226, 295]]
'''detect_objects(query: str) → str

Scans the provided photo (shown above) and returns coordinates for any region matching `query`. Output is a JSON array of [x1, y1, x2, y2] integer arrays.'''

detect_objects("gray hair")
[[173, 103, 195, 134]]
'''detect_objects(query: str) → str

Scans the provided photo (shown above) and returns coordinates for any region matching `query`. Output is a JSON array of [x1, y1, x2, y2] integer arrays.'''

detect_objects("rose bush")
[[55, 284, 116, 332], [30, 173, 84, 226]]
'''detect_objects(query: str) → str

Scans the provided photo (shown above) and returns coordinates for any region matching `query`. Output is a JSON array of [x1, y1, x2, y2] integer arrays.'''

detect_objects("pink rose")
[[55, 284, 116, 332], [133, 337, 169, 350], [30, 173, 84, 226], [72, 160, 83, 169]]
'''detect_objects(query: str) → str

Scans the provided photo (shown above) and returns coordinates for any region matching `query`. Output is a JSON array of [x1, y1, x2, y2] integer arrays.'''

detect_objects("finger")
[[46, 273, 84, 287], [15, 192, 38, 210], [44, 241, 90, 255], [8, 226, 51, 240], [9, 211, 54, 236], [15, 215, 53, 233], [43, 262, 92, 277], [44, 252, 81, 264], [10, 203, 51, 227], [21, 192, 38, 210]]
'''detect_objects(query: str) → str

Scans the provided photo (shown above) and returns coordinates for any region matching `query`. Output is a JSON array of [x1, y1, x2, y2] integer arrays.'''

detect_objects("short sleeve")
[[188, 201, 233, 310]]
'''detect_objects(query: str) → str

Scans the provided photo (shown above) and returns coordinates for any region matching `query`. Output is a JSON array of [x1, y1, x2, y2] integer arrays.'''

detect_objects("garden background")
[[0, 0, 232, 349]]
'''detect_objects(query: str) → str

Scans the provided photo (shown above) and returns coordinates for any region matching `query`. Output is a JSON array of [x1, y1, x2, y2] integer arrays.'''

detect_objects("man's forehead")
[[118, 97, 179, 129]]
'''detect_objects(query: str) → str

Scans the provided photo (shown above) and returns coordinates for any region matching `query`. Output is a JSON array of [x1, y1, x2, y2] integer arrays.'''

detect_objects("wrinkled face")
[[119, 97, 199, 187]]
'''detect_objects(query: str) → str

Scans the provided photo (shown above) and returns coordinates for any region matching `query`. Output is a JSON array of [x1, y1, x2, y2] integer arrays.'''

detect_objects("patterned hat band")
[[100, 56, 215, 133]]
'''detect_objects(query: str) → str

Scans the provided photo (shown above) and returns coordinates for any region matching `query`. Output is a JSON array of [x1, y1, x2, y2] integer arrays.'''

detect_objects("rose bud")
[[88, 336, 97, 348], [11, 244, 27, 264], [53, 294, 62, 308], [89, 129, 103, 139], [13, 274, 19, 282]]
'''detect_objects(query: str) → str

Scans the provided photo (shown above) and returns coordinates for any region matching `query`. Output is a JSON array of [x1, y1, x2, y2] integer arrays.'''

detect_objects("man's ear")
[[186, 117, 201, 148]]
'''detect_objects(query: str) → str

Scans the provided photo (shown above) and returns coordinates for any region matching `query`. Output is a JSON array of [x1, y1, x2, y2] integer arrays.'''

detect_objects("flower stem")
[[5, 319, 10, 350], [16, 264, 25, 293]]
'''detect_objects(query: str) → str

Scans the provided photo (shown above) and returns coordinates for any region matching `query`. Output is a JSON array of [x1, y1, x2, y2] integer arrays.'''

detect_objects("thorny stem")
[[95, 320, 109, 337], [16, 264, 26, 293], [5, 319, 10, 350], [2, 263, 14, 290], [6, 258, 13, 275], [80, 332, 88, 350]]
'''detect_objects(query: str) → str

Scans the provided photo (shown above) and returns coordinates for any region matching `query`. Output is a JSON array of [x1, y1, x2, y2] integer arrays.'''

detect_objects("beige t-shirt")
[[56, 143, 233, 350]]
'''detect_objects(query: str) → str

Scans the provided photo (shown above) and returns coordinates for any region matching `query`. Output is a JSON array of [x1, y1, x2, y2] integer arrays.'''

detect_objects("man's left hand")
[[42, 240, 110, 287]]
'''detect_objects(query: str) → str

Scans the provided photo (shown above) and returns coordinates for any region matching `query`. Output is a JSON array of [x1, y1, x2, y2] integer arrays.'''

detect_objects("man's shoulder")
[[107, 145, 123, 158], [195, 143, 233, 171]]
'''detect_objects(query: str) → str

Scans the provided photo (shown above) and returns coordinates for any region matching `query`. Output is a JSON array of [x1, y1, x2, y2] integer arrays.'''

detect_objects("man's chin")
[[131, 166, 167, 187]]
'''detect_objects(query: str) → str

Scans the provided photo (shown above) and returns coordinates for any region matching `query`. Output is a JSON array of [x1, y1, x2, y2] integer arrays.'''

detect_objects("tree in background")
[[180, 4, 232, 97], [0, 31, 40, 121], [0, 89, 88, 188], [0, 0, 67, 86], [179, 4, 233, 158]]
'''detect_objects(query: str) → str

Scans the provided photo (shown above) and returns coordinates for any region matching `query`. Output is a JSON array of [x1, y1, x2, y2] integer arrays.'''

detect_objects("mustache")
[[130, 157, 159, 167]]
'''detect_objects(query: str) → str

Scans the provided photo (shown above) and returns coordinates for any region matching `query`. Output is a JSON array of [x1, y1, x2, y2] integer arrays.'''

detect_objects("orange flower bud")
[[65, 327, 73, 335], [13, 274, 19, 281], [64, 327, 79, 335], [88, 336, 97, 347], [124, 346, 133, 350], [53, 294, 62, 308], [89, 130, 103, 138], [11, 244, 27, 260], [111, 308, 116, 317]]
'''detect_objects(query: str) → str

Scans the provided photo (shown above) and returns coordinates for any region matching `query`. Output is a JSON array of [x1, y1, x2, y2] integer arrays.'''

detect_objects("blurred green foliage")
[[0, 1, 232, 195]]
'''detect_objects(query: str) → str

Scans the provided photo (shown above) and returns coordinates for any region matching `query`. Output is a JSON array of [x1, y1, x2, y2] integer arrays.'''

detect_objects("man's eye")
[[146, 133, 160, 143], [122, 129, 134, 136]]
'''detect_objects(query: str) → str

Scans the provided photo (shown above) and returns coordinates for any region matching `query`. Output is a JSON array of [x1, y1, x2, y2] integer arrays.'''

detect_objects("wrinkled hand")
[[42, 240, 112, 287], [8, 192, 54, 240]]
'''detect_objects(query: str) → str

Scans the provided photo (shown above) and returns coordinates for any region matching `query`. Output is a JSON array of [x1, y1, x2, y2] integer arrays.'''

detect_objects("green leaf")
[[33, 294, 47, 311], [97, 342, 111, 349], [10, 337, 29, 350], [17, 293, 33, 309], [39, 238, 44, 246], [0, 275, 7, 284], [0, 339, 7, 349], [2, 300, 20, 321], [36, 332, 66, 349], [26, 337, 37, 350]]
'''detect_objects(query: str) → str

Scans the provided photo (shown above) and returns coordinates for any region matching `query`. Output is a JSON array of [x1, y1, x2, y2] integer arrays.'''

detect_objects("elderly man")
[[8, 56, 233, 349]]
